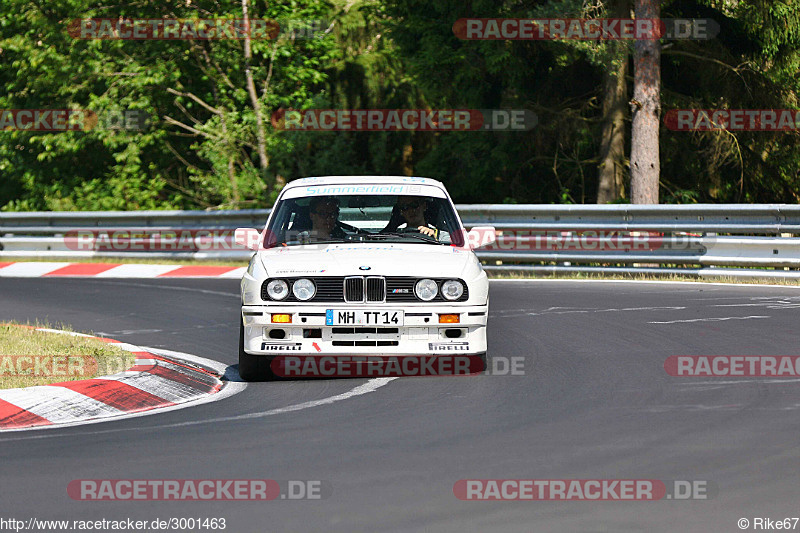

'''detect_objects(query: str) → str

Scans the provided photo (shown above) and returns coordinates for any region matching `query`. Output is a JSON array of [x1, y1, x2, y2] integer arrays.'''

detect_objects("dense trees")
[[1, 0, 798, 210]]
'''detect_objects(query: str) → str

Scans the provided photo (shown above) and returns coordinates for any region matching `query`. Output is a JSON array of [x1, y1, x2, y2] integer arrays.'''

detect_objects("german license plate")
[[326, 309, 404, 326]]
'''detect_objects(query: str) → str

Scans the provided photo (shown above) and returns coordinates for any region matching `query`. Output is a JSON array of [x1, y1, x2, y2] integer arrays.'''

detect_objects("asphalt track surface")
[[2, 278, 800, 533]]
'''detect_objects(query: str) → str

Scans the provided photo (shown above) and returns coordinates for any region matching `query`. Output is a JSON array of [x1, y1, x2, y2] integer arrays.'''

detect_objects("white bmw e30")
[[235, 176, 496, 381]]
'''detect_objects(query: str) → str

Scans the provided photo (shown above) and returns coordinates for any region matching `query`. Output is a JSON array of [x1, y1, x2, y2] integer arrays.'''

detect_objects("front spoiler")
[[241, 304, 488, 356]]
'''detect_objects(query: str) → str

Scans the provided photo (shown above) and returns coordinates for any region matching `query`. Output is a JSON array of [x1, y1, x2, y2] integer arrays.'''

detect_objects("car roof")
[[284, 176, 444, 189]]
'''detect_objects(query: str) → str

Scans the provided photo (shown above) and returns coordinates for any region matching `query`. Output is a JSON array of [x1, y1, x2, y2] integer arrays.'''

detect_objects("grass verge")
[[0, 322, 136, 389]]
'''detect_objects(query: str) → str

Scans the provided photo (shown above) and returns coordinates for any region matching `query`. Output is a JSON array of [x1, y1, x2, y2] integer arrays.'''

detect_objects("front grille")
[[261, 276, 469, 302], [332, 327, 399, 334], [261, 277, 345, 302], [366, 277, 386, 302], [314, 277, 346, 301], [332, 340, 399, 347], [331, 327, 400, 346], [385, 278, 417, 302], [344, 277, 364, 302]]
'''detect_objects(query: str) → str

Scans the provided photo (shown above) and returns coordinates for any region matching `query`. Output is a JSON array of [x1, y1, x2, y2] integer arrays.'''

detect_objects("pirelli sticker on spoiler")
[[429, 342, 470, 352], [261, 342, 303, 351]]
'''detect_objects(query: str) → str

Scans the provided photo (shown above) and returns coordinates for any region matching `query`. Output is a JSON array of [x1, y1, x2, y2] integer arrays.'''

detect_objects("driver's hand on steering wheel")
[[417, 226, 437, 237]]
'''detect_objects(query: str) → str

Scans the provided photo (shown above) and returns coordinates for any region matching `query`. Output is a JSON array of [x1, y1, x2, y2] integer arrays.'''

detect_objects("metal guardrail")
[[457, 204, 800, 233], [0, 209, 271, 234], [2, 205, 800, 279]]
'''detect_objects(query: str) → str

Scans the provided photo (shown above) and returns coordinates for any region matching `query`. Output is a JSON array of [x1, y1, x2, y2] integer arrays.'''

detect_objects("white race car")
[[235, 176, 496, 380]]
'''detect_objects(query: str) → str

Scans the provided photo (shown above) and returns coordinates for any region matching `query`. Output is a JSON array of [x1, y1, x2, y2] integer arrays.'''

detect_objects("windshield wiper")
[[363, 232, 442, 244], [279, 238, 349, 246]]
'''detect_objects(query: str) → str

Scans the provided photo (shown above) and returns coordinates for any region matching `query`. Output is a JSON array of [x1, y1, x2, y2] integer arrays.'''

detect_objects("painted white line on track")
[[218, 377, 399, 420], [711, 303, 800, 309], [678, 378, 800, 386], [103, 329, 164, 335], [648, 315, 771, 324], [0, 372, 397, 440], [691, 296, 800, 301]]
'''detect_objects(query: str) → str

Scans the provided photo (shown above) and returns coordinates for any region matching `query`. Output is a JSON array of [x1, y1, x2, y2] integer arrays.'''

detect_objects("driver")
[[309, 196, 346, 240], [383, 196, 438, 238]]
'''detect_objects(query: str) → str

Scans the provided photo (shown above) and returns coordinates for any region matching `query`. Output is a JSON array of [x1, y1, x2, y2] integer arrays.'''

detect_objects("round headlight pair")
[[414, 279, 464, 301], [266, 279, 316, 301]]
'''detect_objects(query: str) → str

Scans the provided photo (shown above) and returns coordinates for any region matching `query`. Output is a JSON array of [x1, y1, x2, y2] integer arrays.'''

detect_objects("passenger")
[[383, 196, 438, 238]]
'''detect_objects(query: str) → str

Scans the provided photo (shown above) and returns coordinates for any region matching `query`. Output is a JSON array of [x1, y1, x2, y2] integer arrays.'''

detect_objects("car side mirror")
[[466, 226, 496, 250], [235, 228, 262, 251]]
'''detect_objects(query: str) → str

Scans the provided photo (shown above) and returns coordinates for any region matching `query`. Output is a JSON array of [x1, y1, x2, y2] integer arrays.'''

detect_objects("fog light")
[[271, 314, 292, 323], [439, 314, 460, 324], [268, 329, 286, 339]]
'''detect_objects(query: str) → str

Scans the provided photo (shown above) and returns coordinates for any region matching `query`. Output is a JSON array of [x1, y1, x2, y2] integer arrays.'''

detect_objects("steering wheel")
[[337, 221, 369, 235], [396, 225, 438, 241]]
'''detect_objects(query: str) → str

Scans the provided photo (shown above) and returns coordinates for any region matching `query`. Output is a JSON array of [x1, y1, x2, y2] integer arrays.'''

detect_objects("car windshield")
[[264, 193, 465, 248]]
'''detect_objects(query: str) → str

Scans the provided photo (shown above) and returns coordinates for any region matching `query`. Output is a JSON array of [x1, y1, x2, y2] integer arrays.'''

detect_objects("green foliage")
[[1, 0, 799, 209], [1, 0, 337, 210]]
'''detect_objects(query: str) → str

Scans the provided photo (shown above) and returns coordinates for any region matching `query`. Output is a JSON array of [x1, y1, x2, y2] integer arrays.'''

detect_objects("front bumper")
[[241, 304, 488, 356]]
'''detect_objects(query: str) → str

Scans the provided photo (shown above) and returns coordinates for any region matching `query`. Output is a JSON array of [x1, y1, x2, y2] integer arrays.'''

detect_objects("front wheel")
[[238, 321, 274, 381], [477, 352, 490, 373]]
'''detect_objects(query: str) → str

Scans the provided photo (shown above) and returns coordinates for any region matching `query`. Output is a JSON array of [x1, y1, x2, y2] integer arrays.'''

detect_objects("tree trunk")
[[242, 0, 271, 198], [596, 0, 630, 204], [630, 0, 661, 204]]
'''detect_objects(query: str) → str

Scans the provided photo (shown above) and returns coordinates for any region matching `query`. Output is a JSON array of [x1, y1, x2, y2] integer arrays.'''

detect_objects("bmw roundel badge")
[[359, 266, 371, 271]]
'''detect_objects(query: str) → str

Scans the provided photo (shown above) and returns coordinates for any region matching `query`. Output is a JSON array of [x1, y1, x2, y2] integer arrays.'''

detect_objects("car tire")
[[238, 321, 275, 381], [477, 351, 490, 373]]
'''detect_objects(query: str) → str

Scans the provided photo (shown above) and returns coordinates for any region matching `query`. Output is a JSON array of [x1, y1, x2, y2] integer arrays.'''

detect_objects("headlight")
[[266, 279, 289, 300], [292, 278, 316, 301], [415, 279, 438, 301], [441, 280, 464, 300]]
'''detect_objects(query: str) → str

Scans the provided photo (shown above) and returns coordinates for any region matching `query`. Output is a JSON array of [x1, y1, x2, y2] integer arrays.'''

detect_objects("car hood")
[[257, 243, 473, 278]]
